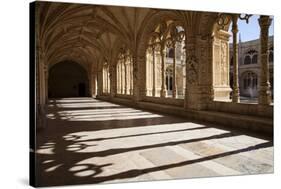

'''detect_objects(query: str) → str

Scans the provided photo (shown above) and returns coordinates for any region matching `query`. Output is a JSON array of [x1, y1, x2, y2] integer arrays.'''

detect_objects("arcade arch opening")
[[48, 61, 89, 98]]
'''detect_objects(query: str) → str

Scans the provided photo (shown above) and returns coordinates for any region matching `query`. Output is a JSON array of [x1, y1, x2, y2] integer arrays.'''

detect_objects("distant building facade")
[[230, 36, 274, 98]]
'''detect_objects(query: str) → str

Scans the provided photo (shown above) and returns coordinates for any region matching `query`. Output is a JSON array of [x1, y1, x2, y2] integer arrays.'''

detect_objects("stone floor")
[[36, 97, 273, 187]]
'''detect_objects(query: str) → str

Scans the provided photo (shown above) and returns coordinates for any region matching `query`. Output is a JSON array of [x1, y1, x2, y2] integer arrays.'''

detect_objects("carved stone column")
[[102, 67, 105, 94], [130, 57, 133, 95], [172, 43, 177, 98], [231, 15, 240, 103], [124, 60, 128, 95], [160, 45, 167, 98], [92, 72, 97, 97], [212, 29, 231, 101], [97, 61, 103, 97], [110, 62, 116, 98], [118, 63, 121, 94], [120, 61, 124, 94], [105, 67, 107, 94], [152, 47, 156, 97], [184, 36, 200, 110], [115, 64, 119, 94], [132, 54, 140, 101], [38, 49, 46, 106], [44, 62, 48, 102], [89, 72, 92, 96], [258, 16, 272, 105], [37, 47, 47, 129], [88, 66, 93, 96], [106, 67, 110, 94], [127, 60, 130, 95], [148, 52, 152, 96]]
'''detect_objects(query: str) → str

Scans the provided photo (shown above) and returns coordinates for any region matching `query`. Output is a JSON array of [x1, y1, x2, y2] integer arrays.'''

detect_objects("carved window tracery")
[[243, 71, 258, 90], [116, 48, 133, 95], [244, 49, 258, 65], [145, 20, 186, 98], [165, 67, 173, 91], [102, 61, 110, 94]]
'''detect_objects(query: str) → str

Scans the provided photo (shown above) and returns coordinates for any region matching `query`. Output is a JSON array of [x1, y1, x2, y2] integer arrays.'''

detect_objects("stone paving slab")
[[140, 147, 219, 178]]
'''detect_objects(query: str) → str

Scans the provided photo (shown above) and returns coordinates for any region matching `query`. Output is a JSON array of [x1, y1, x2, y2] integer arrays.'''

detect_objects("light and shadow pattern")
[[36, 98, 273, 186]]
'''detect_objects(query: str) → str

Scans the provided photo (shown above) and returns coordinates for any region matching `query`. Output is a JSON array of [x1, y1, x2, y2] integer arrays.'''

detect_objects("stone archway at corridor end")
[[48, 61, 90, 98]]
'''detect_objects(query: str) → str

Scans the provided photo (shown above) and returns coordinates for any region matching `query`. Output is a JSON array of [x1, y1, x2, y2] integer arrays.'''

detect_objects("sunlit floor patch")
[[36, 97, 273, 186], [43, 160, 55, 164], [45, 164, 63, 172]]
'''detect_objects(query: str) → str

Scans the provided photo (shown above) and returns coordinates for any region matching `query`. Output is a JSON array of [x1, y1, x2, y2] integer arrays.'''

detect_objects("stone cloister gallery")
[[30, 1, 274, 187]]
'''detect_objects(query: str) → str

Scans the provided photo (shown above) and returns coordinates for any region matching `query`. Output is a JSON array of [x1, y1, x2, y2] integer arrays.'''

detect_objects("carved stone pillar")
[[172, 43, 177, 98], [130, 57, 133, 95], [127, 60, 130, 95], [92, 72, 97, 97], [152, 47, 156, 97], [88, 67, 93, 96], [107, 67, 110, 94], [37, 47, 47, 129], [212, 29, 232, 101], [44, 62, 48, 102], [97, 61, 103, 97], [124, 59, 128, 94], [102, 67, 106, 94], [105, 67, 107, 94], [132, 54, 139, 101], [199, 36, 215, 105], [160, 45, 167, 98], [115, 64, 119, 94], [105, 68, 107, 93], [38, 49, 46, 105], [231, 15, 240, 103], [103, 68, 106, 94], [184, 36, 201, 110], [258, 16, 272, 105], [120, 61, 124, 94], [106, 68, 109, 93], [118, 63, 121, 94], [110, 63, 116, 98], [148, 52, 152, 96]]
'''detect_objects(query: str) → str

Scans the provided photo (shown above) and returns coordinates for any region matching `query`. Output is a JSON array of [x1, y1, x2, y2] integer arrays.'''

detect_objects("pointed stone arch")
[[48, 61, 90, 98]]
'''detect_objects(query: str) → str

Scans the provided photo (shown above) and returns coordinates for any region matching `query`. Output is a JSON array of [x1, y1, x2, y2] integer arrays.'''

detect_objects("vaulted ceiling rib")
[[37, 2, 220, 68]]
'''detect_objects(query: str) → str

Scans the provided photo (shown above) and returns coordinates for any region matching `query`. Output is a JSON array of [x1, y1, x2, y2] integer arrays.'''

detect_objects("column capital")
[[259, 16, 272, 28]]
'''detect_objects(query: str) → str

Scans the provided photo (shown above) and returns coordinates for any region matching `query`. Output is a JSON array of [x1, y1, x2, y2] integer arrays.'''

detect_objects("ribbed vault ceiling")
[[37, 2, 220, 69]]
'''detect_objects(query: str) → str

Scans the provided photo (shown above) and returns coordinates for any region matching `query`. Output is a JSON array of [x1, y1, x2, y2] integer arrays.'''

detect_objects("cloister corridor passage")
[[36, 97, 273, 186]]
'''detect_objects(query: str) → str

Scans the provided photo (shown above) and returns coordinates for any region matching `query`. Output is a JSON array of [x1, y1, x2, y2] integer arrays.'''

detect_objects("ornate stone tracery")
[[102, 61, 110, 94], [145, 20, 186, 98], [116, 48, 134, 95]]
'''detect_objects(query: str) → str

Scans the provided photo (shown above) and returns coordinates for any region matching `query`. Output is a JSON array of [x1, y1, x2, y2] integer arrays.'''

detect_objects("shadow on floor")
[[35, 98, 273, 187]]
